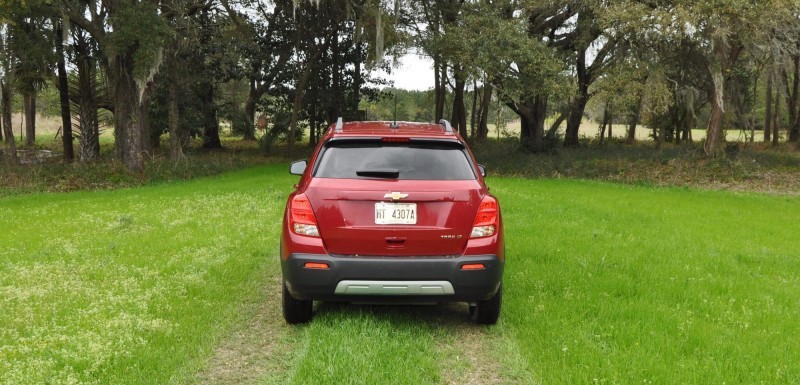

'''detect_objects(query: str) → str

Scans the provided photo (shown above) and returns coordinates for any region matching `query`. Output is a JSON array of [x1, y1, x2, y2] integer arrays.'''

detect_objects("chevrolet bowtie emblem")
[[384, 192, 409, 201]]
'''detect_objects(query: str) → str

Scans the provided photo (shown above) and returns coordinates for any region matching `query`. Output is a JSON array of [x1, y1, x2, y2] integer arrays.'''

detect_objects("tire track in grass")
[[284, 302, 534, 384], [196, 271, 299, 385], [196, 275, 534, 384], [433, 304, 536, 385], [285, 303, 442, 384]]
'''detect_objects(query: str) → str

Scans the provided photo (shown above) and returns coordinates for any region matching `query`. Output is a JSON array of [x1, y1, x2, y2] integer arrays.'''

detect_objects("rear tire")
[[470, 283, 502, 325], [282, 280, 312, 324]]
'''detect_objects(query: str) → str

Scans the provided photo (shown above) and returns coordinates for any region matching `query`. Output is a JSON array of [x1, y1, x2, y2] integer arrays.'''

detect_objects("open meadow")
[[2, 164, 799, 384]]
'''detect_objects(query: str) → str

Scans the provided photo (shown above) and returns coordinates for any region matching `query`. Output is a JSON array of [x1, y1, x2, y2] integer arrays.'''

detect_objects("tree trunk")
[[451, 69, 467, 138], [1, 79, 17, 162], [681, 123, 691, 144], [244, 80, 259, 141], [77, 51, 99, 161], [765, 71, 773, 143], [23, 93, 36, 146], [545, 113, 565, 139], [201, 81, 222, 149], [509, 95, 546, 150], [627, 88, 645, 144], [56, 27, 74, 162], [478, 82, 491, 140], [108, 53, 145, 171], [791, 54, 800, 143], [565, 93, 588, 147], [1, 79, 11, 145], [773, 85, 781, 147], [352, 38, 363, 111], [309, 103, 317, 147], [704, 71, 725, 156], [434, 56, 445, 121], [470, 79, 478, 138], [565, 47, 592, 147], [140, 84, 155, 152], [330, 33, 341, 123], [599, 107, 608, 144], [168, 56, 185, 163], [288, 63, 315, 157], [627, 100, 642, 144]]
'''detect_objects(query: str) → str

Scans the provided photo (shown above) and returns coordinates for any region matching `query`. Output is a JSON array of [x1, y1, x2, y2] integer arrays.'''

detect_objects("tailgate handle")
[[385, 237, 406, 248]]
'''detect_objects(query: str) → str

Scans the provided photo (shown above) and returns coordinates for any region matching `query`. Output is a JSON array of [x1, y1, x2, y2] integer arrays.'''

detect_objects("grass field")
[[2, 165, 800, 384]]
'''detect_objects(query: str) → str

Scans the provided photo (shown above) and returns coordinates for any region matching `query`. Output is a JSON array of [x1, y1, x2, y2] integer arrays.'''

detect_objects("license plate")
[[375, 202, 417, 225]]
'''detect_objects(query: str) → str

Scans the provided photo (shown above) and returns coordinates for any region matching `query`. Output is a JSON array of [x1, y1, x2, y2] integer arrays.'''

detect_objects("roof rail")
[[335, 117, 343, 133], [439, 119, 454, 134]]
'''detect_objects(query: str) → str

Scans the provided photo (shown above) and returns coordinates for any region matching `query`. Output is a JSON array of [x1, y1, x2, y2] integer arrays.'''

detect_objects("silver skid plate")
[[334, 280, 455, 295]]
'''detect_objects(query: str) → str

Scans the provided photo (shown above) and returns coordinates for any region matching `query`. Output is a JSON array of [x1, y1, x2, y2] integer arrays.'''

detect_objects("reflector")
[[304, 262, 329, 269]]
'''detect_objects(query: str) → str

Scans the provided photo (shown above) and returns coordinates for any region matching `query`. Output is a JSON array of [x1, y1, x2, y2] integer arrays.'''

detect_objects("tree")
[[558, 3, 617, 147], [69, 25, 102, 161], [0, 24, 18, 162], [468, 0, 566, 150], [55, 17, 74, 161], [223, 0, 294, 141], [8, 15, 52, 146], [39, 0, 212, 171]]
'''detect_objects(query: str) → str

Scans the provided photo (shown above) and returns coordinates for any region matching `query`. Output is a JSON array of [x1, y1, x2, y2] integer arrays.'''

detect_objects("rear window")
[[314, 141, 477, 180]]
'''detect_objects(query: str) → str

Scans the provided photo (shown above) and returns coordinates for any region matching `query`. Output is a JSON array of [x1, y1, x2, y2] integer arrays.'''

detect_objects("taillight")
[[290, 193, 320, 237], [471, 195, 498, 238]]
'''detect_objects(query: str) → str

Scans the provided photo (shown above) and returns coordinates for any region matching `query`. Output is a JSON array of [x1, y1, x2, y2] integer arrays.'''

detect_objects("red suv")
[[280, 120, 504, 324]]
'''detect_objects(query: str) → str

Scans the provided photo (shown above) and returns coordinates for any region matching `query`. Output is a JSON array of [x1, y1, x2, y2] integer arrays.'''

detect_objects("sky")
[[376, 53, 435, 91]]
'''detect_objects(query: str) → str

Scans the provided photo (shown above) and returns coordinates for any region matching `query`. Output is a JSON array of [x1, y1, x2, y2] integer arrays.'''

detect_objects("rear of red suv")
[[280, 120, 504, 324]]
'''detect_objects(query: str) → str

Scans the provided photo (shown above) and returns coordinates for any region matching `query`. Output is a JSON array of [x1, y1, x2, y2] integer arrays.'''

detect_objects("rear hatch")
[[305, 139, 483, 256]]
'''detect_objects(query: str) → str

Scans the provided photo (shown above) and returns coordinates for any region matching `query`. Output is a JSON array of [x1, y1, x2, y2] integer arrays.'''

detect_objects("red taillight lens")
[[290, 194, 320, 237], [471, 195, 498, 238]]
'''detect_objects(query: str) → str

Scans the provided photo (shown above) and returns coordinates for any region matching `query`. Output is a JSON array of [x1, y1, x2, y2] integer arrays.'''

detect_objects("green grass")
[[0, 165, 295, 384], [2, 165, 800, 384], [495, 179, 800, 384]]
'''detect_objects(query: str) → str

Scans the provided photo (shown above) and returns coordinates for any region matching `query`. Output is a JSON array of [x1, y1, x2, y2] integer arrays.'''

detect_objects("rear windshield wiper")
[[356, 168, 400, 178]]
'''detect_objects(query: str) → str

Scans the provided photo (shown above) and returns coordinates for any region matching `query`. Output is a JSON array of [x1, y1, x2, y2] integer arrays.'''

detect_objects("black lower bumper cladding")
[[282, 253, 504, 302]]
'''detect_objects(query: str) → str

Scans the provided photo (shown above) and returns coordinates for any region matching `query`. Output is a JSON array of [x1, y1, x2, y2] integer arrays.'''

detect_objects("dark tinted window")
[[314, 141, 477, 180]]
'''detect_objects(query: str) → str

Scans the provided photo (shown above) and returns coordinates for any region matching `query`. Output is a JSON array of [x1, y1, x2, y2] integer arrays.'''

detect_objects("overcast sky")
[[376, 53, 434, 91]]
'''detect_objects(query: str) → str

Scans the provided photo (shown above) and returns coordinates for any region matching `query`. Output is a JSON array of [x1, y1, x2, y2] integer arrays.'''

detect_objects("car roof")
[[325, 121, 460, 140]]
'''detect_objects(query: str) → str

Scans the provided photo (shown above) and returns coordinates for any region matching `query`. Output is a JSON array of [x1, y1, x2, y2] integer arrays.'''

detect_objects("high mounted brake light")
[[470, 195, 498, 238], [381, 137, 411, 143], [290, 194, 320, 237]]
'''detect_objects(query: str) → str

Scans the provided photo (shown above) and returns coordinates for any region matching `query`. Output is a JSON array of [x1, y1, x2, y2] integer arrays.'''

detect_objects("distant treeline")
[[2, 1, 800, 171]]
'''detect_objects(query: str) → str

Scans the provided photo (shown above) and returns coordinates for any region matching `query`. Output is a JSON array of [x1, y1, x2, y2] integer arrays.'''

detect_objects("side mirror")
[[478, 164, 487, 178], [290, 160, 307, 175]]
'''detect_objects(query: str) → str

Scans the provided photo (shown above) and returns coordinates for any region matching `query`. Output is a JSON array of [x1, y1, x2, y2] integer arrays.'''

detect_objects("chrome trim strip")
[[334, 280, 455, 295]]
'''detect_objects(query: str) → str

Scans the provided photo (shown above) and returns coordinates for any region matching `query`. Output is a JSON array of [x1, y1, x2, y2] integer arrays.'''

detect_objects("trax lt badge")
[[384, 192, 409, 201]]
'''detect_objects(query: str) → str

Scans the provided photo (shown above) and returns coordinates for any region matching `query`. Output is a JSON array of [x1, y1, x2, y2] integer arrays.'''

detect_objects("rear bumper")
[[282, 253, 503, 302]]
